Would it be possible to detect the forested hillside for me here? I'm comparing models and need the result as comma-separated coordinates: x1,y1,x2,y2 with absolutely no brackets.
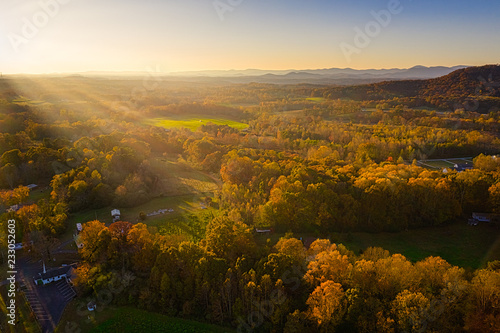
1,68,500,332
320,65,500,112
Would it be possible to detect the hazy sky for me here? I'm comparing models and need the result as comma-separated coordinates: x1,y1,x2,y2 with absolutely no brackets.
1,0,499,74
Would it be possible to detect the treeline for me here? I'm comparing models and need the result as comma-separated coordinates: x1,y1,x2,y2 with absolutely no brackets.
218,151,500,232
75,219,500,332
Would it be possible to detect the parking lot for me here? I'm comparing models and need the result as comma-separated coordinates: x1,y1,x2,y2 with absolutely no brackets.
16,257,77,333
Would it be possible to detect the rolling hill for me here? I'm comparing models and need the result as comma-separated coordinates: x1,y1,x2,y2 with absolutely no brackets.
321,64,500,112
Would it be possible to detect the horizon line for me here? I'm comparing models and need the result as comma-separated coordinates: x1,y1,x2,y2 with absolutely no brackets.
0,64,477,76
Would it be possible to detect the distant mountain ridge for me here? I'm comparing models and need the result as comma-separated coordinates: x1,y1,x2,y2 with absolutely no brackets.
13,65,469,86
171,65,466,78
169,65,468,85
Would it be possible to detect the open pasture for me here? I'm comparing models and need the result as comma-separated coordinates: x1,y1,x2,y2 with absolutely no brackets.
145,116,248,131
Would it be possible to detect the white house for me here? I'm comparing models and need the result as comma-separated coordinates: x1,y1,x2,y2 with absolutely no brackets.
35,265,73,286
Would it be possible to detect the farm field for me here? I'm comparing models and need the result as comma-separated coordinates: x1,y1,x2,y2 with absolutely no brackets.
145,116,248,131
306,97,326,102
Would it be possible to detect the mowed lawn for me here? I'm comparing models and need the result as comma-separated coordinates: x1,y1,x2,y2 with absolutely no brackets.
90,307,235,333
56,304,234,333
145,116,248,131
418,158,473,170
333,222,500,269
419,160,455,169
261,222,500,269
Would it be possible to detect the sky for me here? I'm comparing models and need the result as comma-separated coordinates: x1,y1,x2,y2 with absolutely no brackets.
0,0,499,74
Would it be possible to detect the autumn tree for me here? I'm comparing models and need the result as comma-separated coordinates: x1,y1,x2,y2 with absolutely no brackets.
0,185,29,207
306,280,347,332
465,267,500,332
78,220,109,263
391,290,431,333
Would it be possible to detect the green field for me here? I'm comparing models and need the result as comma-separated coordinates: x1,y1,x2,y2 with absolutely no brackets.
334,223,500,269
56,304,234,333
12,96,47,105
90,307,234,333
28,187,51,203
306,97,326,102
65,193,215,242
145,116,248,131
261,222,500,269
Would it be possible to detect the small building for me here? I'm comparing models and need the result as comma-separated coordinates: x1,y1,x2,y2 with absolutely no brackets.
470,212,500,225
453,163,473,172
255,228,272,234
13,241,33,250
27,184,38,190
7,204,20,213
472,212,490,222
111,209,121,222
35,265,73,286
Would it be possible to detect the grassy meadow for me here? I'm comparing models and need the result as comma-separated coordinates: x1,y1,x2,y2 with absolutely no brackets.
145,116,248,131
64,158,219,242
